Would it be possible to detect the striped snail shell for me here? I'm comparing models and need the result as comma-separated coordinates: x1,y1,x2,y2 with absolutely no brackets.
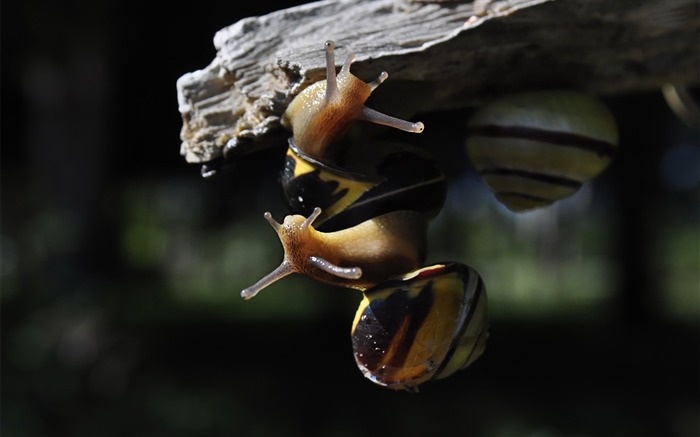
466,90,619,212
352,262,488,391
281,139,446,232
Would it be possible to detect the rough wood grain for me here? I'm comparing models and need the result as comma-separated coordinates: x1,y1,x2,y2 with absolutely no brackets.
176,0,699,170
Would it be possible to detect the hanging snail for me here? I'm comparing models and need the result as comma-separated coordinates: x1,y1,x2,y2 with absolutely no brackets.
241,40,489,391
465,90,619,212
279,40,441,231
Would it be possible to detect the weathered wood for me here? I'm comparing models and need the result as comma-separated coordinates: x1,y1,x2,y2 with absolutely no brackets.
176,0,699,169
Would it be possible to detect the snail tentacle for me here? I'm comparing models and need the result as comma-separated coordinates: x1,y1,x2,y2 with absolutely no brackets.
241,259,295,300
368,72,388,91
301,207,322,231
324,40,338,105
264,211,282,233
339,53,356,80
360,106,425,133
309,255,363,280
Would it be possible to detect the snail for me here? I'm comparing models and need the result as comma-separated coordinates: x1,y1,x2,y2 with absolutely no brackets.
241,40,489,391
466,90,619,212
240,207,489,391
280,40,439,230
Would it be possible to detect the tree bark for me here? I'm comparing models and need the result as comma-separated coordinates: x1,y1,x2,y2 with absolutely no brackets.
176,0,699,169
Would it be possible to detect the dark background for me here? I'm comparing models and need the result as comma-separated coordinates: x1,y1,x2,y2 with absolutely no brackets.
2,1,699,436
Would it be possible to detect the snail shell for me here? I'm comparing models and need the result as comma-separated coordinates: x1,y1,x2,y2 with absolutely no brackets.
352,262,489,391
466,90,619,212
281,139,446,231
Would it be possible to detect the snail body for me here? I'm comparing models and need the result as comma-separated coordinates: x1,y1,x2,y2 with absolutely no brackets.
282,40,424,163
241,207,427,300
466,90,619,212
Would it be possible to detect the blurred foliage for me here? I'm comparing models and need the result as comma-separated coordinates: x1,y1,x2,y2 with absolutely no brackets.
2,0,699,436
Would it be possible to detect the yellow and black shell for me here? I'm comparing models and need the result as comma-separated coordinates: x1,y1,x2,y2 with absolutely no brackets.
281,139,447,232
466,90,619,212
351,262,489,391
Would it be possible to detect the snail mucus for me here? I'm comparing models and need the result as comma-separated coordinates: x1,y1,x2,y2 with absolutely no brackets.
466,90,619,212
241,41,489,391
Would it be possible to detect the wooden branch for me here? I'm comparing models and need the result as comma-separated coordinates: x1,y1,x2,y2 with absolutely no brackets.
176,0,700,169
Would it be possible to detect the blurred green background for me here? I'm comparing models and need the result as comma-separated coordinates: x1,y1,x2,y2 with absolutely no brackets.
2,1,699,436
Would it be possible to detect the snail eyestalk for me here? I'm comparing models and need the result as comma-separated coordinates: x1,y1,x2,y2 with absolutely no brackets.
302,207,322,230
324,40,338,105
241,211,297,300
339,53,356,80
241,259,295,300
264,211,282,233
